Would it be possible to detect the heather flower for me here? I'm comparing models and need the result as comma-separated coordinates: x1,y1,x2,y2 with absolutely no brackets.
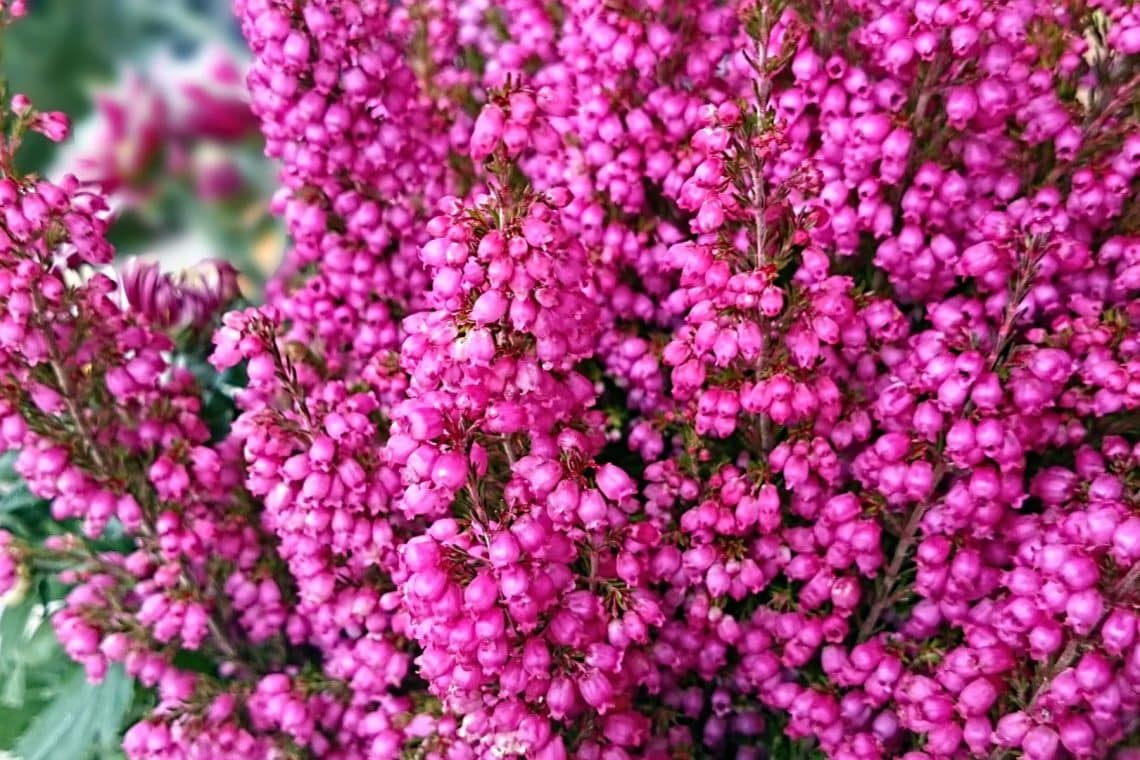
3,0,1140,757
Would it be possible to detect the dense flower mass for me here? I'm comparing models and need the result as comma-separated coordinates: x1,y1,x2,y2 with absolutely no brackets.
2,0,1140,757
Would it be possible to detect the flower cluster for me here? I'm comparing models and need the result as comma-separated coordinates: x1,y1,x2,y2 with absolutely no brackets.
2,0,1140,758
119,257,242,332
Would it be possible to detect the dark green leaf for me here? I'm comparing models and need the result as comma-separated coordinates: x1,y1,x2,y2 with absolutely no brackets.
0,486,42,514
171,647,219,677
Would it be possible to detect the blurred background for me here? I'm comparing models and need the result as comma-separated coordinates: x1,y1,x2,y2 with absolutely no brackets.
0,2,279,757
7,0,281,293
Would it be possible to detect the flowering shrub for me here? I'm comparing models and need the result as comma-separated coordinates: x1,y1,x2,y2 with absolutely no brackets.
2,0,1140,757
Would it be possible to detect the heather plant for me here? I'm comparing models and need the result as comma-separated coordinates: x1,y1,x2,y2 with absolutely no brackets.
2,0,1140,758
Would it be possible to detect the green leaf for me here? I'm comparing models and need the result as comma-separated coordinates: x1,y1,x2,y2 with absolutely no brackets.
0,454,44,517
0,598,34,659
171,647,219,677
13,667,96,760
2,661,26,707
92,666,134,753
0,699,39,749
21,617,63,669
0,486,42,514
13,664,133,760
0,451,18,481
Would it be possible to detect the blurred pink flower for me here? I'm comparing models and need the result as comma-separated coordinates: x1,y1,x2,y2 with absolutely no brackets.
120,256,240,331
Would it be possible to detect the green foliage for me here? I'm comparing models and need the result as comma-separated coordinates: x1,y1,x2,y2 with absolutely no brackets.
11,665,133,760
0,355,232,757
0,594,136,760
0,453,55,542
0,462,141,758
